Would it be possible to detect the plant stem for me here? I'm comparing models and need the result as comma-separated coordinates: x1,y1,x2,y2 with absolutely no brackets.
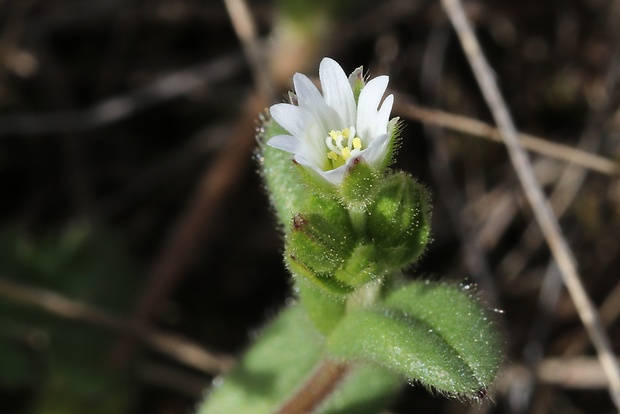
274,359,351,414
348,208,366,234
346,279,382,310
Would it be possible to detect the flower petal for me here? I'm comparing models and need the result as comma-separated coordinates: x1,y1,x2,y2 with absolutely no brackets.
371,94,394,137
270,103,311,138
356,75,389,142
360,133,390,167
319,58,356,129
321,166,347,185
269,58,395,186
293,73,339,131
295,155,344,185
293,73,323,109
267,134,302,154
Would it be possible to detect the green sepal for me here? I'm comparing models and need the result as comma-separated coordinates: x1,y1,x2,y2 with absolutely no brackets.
348,66,365,103
295,159,339,200
285,251,354,296
367,172,431,269
197,304,403,414
326,280,503,398
337,159,379,214
287,212,354,274
334,243,383,288
378,118,402,171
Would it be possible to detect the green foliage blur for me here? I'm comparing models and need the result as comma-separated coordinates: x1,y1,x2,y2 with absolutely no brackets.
0,226,139,413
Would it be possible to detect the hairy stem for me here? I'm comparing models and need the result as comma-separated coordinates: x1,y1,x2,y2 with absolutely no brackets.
275,359,351,414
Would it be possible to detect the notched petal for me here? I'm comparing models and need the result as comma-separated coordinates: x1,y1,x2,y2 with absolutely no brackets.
357,76,390,140
319,57,356,128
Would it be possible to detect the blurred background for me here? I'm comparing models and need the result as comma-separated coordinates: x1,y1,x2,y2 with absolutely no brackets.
1,0,620,413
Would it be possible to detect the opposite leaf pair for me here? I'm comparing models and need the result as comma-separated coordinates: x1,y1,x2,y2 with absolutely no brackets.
199,281,501,414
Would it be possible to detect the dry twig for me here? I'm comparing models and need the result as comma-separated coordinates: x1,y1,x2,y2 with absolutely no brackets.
223,0,274,99
418,23,498,304
110,94,264,365
500,357,620,390
111,0,273,367
0,52,243,136
0,275,234,374
440,0,620,408
393,99,620,176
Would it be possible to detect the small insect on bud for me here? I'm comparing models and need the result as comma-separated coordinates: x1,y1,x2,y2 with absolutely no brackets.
292,214,307,230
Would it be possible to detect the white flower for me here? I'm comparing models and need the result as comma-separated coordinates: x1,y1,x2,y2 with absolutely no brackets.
268,57,396,185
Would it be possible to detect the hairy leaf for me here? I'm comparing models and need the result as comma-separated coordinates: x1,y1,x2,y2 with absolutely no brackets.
198,305,402,414
327,281,502,398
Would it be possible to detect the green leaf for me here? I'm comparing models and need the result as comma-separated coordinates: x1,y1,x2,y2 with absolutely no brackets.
198,305,324,414
327,281,502,398
384,281,503,393
198,304,403,414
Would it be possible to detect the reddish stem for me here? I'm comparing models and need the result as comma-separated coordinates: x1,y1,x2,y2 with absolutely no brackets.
274,359,351,414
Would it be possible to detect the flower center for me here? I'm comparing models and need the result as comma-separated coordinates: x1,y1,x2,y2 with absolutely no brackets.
325,127,363,169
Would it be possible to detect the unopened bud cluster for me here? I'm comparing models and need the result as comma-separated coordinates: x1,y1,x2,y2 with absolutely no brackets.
259,58,431,314
284,162,431,296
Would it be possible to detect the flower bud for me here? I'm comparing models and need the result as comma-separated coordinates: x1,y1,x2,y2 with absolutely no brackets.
287,212,352,275
284,194,358,295
366,172,431,269
284,186,404,293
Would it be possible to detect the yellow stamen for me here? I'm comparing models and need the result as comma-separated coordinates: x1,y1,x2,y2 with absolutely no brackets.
324,127,364,169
